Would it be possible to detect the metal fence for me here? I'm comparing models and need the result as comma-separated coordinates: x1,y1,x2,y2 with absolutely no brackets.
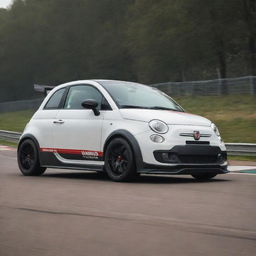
152,76,256,96
0,76,255,113
0,98,43,113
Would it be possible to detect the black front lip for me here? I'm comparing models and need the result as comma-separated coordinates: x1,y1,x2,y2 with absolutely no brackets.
139,162,228,174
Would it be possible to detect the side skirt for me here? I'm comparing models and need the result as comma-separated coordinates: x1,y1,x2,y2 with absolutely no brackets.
40,151,104,171
41,165,103,171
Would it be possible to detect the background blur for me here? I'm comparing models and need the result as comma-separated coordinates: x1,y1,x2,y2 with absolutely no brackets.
0,0,255,144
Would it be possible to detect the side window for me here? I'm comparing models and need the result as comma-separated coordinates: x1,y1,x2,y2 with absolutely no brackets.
44,88,65,109
64,85,106,110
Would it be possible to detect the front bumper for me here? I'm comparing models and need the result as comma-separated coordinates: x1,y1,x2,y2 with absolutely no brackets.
138,144,228,175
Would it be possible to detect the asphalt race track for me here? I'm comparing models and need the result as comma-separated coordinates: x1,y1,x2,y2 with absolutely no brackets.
0,149,256,256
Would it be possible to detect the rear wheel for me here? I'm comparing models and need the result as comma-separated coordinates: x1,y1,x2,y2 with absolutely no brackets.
18,139,46,176
191,173,217,180
104,138,136,181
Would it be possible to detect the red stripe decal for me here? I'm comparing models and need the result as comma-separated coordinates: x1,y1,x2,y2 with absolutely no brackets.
40,148,103,157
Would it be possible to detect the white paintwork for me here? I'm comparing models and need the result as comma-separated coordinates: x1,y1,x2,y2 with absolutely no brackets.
54,110,102,150
53,109,104,166
22,109,59,148
120,109,211,126
21,79,227,167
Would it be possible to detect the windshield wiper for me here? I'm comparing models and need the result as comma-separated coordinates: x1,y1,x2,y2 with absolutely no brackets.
119,105,148,109
149,106,181,111
119,105,182,111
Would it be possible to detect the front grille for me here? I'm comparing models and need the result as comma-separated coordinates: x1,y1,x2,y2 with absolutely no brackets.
179,154,218,163
186,141,209,145
154,145,227,164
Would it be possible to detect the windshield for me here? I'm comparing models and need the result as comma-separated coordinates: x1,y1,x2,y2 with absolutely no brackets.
99,81,184,111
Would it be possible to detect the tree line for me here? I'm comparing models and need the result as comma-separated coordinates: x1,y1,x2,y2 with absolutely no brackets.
0,0,255,101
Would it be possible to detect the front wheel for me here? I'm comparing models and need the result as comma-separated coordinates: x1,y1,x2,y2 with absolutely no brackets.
104,138,137,182
191,173,217,180
18,139,46,176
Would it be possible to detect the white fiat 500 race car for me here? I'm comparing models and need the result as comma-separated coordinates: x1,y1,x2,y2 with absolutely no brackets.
17,80,228,181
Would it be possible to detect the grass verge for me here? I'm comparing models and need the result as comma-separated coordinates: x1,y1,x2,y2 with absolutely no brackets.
0,95,255,142
0,139,18,147
228,155,256,162
0,110,34,132
174,95,256,143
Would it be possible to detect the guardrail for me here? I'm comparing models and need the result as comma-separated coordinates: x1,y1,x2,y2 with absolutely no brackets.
225,143,256,156
0,130,21,142
0,130,256,156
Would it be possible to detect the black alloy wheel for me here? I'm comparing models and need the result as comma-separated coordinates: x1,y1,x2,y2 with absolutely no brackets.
105,138,136,181
18,139,46,176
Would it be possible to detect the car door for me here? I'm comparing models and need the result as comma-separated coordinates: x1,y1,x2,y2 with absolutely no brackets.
52,84,105,165
35,87,66,150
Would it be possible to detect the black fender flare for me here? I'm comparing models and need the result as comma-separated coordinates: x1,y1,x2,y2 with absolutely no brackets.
18,134,42,165
103,129,144,171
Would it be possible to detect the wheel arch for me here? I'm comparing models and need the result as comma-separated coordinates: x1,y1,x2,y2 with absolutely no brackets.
18,134,42,165
103,129,144,171
18,134,40,150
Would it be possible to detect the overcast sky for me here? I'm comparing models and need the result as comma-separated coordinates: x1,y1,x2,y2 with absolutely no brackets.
0,0,13,8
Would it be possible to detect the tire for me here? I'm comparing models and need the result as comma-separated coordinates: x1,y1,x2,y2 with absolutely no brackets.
191,173,217,180
18,139,46,176
104,137,137,181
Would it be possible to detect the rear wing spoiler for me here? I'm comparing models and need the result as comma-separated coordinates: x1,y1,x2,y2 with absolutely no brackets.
34,84,55,96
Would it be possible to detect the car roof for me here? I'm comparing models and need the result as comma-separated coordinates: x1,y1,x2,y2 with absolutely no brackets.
94,79,140,84
55,79,144,89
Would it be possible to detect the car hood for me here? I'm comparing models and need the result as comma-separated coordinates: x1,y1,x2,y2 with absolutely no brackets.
120,109,211,126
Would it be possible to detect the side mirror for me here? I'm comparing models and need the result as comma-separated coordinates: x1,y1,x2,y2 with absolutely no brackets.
81,99,100,116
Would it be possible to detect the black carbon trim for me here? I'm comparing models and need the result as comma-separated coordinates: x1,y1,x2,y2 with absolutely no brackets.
168,145,221,155
40,152,103,170
140,162,228,174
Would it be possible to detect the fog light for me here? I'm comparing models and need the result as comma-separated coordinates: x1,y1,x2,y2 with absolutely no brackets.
168,153,179,163
160,152,179,163
150,134,165,143
162,153,169,161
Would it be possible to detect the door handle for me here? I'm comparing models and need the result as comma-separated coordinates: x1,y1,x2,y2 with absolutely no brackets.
53,120,65,124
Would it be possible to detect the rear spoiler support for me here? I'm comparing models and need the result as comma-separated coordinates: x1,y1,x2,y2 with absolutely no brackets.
34,84,55,96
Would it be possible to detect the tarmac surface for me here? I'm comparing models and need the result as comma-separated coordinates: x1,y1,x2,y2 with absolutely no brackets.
0,149,256,256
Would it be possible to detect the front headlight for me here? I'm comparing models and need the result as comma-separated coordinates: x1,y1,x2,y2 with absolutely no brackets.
211,123,221,140
149,119,169,134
